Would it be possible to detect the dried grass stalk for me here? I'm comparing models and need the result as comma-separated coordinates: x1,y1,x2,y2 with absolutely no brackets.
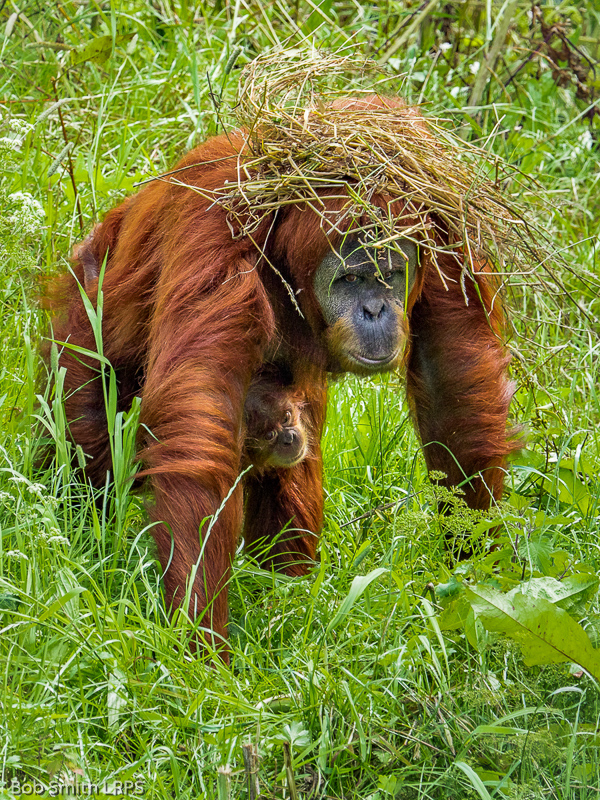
179,50,556,289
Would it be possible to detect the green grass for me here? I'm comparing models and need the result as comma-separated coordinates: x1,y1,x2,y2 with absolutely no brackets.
1,1,600,798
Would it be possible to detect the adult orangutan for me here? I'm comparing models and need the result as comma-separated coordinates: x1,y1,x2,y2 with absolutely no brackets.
48,94,517,652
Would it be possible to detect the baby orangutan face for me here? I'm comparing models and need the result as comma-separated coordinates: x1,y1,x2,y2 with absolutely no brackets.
244,383,308,471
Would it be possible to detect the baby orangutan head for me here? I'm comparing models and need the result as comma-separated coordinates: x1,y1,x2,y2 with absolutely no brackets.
244,374,308,471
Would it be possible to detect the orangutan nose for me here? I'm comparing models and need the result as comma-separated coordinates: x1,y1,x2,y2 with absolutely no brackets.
281,429,295,446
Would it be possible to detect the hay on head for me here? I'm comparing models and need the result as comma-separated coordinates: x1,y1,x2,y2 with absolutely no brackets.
173,50,547,290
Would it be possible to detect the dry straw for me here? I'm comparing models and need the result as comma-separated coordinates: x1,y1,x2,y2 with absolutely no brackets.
171,50,554,293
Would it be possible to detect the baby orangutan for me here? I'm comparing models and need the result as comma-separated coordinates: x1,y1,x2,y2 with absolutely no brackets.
244,369,308,472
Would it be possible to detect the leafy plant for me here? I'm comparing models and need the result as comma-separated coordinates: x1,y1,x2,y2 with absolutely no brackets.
1,1,599,798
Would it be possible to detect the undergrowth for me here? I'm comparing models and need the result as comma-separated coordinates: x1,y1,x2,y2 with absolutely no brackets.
0,1,599,798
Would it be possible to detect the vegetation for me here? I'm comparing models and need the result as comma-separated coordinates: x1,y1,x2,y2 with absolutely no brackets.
1,1,599,797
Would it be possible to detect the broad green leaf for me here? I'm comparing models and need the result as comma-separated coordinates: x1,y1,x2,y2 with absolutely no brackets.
471,724,528,735
435,575,463,599
70,34,134,66
465,585,600,679
508,575,599,615
436,578,470,631
517,533,554,572
437,592,471,631
327,568,387,633
543,467,590,513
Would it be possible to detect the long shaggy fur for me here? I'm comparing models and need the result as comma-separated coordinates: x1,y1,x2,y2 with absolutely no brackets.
47,96,518,652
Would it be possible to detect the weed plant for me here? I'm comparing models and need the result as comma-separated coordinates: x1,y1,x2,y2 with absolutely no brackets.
0,2,599,798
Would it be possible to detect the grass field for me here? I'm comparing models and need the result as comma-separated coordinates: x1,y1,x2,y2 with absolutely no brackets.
1,2,599,798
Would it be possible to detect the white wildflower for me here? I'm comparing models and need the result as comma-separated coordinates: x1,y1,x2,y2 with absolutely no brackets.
0,118,31,152
27,483,46,498
47,533,71,547
6,550,28,561
0,136,22,151
7,191,45,237
579,130,593,151
8,119,32,136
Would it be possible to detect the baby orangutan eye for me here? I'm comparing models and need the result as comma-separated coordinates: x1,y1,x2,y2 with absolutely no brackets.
283,410,292,425
265,430,276,441
343,274,358,283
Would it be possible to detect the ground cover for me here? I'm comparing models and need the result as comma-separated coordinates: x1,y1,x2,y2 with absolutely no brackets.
0,2,599,797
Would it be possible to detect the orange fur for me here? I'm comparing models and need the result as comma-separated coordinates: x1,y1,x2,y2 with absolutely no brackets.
243,370,308,471
46,96,517,653
407,252,519,507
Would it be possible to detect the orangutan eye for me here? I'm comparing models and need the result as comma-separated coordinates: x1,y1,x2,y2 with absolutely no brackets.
265,430,276,441
343,274,358,283
283,410,292,424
